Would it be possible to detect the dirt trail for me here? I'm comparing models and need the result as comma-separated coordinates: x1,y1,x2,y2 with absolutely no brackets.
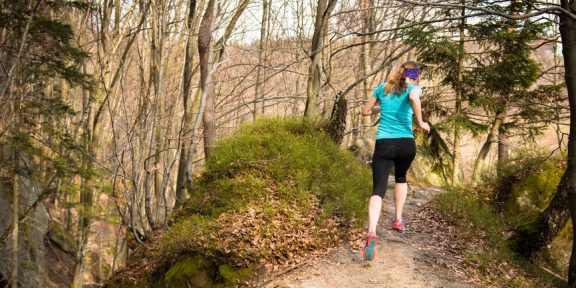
263,188,479,288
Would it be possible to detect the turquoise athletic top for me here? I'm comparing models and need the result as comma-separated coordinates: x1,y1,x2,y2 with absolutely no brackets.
372,83,417,139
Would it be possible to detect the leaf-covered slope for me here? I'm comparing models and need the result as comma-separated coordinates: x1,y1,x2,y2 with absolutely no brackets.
108,118,372,287
163,118,372,264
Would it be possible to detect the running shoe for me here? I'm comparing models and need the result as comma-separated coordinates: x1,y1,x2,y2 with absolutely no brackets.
362,231,380,261
392,219,405,232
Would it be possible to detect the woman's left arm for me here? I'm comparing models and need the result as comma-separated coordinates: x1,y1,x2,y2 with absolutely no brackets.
409,87,430,133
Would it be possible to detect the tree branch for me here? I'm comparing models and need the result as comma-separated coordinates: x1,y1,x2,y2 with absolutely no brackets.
396,0,576,21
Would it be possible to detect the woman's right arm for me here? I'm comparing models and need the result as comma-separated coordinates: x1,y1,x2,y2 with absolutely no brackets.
362,96,379,116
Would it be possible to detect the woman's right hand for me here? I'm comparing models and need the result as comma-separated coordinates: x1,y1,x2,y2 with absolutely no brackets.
419,122,431,133
362,97,379,116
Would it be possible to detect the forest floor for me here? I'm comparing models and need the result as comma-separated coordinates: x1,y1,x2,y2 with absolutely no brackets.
259,187,483,288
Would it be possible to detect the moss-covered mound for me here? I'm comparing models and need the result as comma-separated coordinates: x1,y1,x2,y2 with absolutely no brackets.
492,155,564,227
109,118,372,287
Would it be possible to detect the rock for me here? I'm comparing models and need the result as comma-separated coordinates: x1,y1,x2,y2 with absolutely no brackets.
44,233,76,288
0,171,48,288
46,223,77,255
165,255,217,288
413,188,435,200
349,134,376,164
163,255,254,288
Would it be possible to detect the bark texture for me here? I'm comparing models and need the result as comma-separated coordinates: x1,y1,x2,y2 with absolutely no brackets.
325,92,347,145
304,0,337,118
558,1,576,286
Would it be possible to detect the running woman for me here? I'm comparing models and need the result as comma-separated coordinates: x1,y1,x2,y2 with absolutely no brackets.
360,61,430,261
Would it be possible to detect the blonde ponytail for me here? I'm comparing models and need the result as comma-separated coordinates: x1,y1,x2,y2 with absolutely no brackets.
384,61,419,95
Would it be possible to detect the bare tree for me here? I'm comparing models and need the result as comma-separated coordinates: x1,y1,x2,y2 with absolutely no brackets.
198,0,218,160
175,0,200,209
200,0,250,159
254,0,271,119
144,0,169,231
73,1,151,285
305,0,338,118
360,0,374,130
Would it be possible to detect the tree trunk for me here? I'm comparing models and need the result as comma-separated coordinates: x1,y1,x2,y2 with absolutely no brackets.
304,0,337,118
144,0,167,231
360,0,374,129
511,175,571,261
471,109,506,182
559,1,576,286
73,96,98,286
10,152,18,288
325,92,347,145
200,0,249,159
497,117,509,177
452,2,465,186
199,0,217,160
175,0,198,210
510,3,576,274
496,0,519,177
72,155,93,288
254,0,270,120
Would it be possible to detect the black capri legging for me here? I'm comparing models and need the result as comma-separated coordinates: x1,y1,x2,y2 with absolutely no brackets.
371,138,416,198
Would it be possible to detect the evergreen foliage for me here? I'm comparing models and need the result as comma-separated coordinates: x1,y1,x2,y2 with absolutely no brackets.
465,18,561,136
406,1,564,181
0,3,94,285
0,0,94,191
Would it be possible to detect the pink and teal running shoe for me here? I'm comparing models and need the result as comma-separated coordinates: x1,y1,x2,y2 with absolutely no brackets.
392,219,405,232
362,232,380,261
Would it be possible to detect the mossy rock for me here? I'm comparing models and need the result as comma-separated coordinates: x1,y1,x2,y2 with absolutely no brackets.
218,265,253,286
542,220,572,275
164,255,218,288
163,256,253,288
46,222,77,254
505,161,562,226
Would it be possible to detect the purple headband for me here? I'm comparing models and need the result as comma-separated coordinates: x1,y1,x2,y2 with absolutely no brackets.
404,68,420,80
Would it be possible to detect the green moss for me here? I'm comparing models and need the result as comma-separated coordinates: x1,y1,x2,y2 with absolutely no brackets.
166,117,370,233
164,255,217,288
160,256,253,288
218,265,253,286
151,118,372,286
541,220,572,278
48,222,77,254
506,161,562,226
161,215,215,255
199,118,371,222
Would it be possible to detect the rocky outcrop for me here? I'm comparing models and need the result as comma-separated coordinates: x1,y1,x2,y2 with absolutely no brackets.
45,224,77,287
0,174,48,288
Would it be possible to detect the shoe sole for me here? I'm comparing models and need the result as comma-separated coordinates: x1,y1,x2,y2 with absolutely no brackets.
363,238,377,261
